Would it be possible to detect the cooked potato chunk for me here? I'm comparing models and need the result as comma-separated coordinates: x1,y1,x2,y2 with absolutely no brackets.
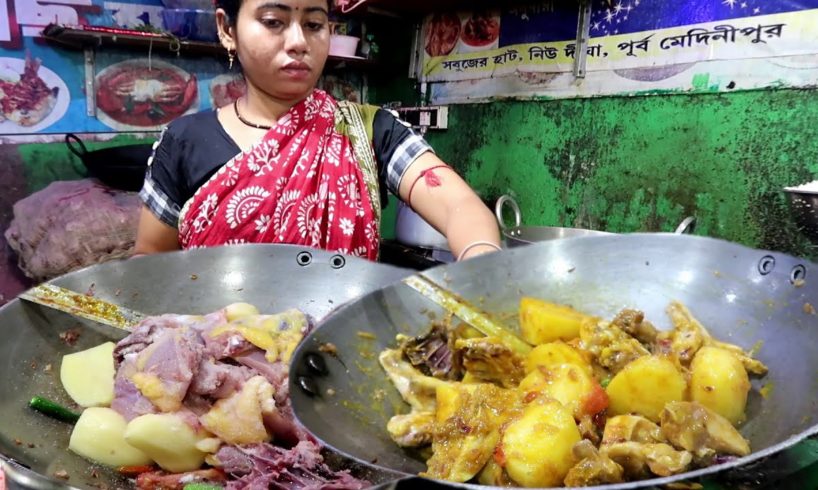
606,356,686,422
502,398,581,487
690,346,750,425
520,298,594,344
525,342,593,376
69,407,151,467
519,364,596,418
60,342,116,407
124,413,209,473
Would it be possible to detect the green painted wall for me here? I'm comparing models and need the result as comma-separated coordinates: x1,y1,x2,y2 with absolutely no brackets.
422,89,818,259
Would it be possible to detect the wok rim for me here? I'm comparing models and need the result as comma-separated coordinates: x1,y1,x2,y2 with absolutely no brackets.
502,225,613,245
291,232,818,490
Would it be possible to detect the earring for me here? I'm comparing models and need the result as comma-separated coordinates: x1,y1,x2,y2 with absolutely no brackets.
228,49,235,70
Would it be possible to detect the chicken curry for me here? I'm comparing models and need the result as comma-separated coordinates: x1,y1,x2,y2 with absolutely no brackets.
380,299,768,487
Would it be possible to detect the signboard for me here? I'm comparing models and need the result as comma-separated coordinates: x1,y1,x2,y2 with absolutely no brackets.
421,0,818,103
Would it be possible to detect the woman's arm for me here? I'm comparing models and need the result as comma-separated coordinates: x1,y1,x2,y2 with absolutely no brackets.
134,206,181,256
399,152,501,261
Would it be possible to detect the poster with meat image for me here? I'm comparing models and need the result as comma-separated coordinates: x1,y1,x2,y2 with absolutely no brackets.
424,13,461,57
209,74,246,109
423,10,501,58
460,11,501,51
0,56,69,133
95,59,199,131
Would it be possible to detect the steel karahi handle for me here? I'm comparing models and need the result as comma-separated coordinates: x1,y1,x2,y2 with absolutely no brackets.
674,216,697,235
495,194,522,231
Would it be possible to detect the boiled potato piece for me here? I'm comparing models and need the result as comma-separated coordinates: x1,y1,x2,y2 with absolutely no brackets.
520,298,594,344
690,346,750,425
69,407,151,467
125,413,209,473
225,302,260,321
519,364,596,418
502,398,581,487
60,342,116,407
525,342,593,376
606,355,686,422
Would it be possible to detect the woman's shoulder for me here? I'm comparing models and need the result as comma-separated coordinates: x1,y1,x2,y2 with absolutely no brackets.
163,109,220,140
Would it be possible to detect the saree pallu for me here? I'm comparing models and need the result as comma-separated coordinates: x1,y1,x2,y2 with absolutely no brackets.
178,90,381,260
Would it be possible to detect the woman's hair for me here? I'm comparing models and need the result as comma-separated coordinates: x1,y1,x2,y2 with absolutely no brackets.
216,0,333,25
215,0,240,24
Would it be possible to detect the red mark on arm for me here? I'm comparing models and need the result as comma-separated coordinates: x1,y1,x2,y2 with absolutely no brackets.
407,165,451,206
423,168,443,187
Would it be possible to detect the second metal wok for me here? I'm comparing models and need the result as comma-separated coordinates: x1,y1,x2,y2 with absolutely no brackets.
495,195,697,247
290,233,818,489
0,244,410,490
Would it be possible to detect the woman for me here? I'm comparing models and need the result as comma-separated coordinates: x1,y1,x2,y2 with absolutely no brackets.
134,0,500,261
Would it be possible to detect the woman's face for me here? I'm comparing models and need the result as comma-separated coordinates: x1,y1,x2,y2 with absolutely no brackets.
219,0,330,102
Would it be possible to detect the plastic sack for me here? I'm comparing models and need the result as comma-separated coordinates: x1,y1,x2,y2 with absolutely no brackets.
4,180,141,281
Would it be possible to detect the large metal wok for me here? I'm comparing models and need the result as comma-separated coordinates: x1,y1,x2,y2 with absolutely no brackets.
0,244,411,490
290,233,818,489
495,195,697,247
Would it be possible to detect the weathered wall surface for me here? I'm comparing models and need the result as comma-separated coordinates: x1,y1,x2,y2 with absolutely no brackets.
424,89,818,259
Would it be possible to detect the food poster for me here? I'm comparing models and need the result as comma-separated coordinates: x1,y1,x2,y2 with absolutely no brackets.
0,0,347,136
422,0,818,103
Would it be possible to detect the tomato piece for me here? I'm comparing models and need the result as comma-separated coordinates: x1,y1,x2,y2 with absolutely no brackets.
117,465,154,477
583,380,609,416
493,443,506,467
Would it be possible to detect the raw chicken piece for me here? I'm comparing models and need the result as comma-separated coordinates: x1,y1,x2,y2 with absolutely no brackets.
207,309,310,364
214,440,369,489
189,359,253,399
128,327,204,413
111,355,158,421
234,349,312,447
199,375,276,445
115,312,225,364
